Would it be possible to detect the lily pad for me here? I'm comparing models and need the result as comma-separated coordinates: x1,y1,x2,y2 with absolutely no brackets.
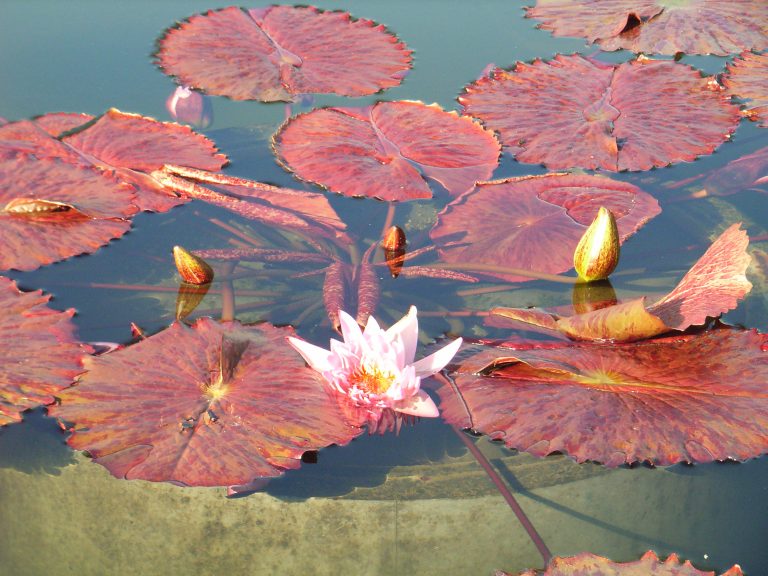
430,173,660,282
460,55,739,171
506,549,743,575
0,152,137,271
0,276,88,426
274,101,500,201
526,0,768,56
50,318,364,487
156,5,412,102
441,328,768,467
723,51,768,127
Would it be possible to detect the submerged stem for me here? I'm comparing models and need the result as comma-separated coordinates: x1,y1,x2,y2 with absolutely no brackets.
430,262,576,284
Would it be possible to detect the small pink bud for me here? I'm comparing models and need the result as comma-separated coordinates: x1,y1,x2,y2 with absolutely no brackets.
166,86,213,129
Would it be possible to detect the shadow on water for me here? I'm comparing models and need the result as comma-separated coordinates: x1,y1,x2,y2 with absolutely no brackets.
0,408,75,475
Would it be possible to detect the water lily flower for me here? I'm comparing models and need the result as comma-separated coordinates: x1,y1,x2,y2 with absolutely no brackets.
288,306,461,427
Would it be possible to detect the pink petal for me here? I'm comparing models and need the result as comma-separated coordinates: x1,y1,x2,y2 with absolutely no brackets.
412,337,463,377
385,305,419,365
287,336,333,373
393,390,439,418
338,310,364,351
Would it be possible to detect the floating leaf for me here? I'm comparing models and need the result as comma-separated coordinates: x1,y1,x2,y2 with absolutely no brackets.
526,0,768,56
690,146,768,198
50,318,364,487
505,549,743,575
156,5,412,102
441,328,768,467
274,101,500,201
0,152,137,271
492,224,752,341
723,51,768,127
0,276,88,426
431,173,660,283
460,55,739,171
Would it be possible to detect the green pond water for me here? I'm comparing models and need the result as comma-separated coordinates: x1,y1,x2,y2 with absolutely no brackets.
2,1,768,574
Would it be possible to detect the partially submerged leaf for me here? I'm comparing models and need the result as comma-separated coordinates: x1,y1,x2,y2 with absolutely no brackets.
156,5,412,102
0,276,88,426
460,55,739,171
441,328,768,467
526,0,768,56
0,152,136,271
723,51,768,127
274,101,500,201
50,318,365,487
431,173,660,282
507,549,743,575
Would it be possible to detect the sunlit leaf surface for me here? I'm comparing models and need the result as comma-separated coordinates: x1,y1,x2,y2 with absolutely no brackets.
156,5,412,102
0,276,87,426
441,328,768,467
724,51,768,127
430,173,660,282
0,152,137,271
505,549,744,575
274,101,500,201
50,318,364,487
460,55,739,171
526,0,768,56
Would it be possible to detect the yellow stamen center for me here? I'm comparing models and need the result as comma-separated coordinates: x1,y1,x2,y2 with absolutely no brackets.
349,365,395,395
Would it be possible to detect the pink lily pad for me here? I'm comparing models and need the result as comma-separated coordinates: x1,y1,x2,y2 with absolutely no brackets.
50,318,365,487
440,328,768,467
505,550,743,575
723,51,768,127
460,55,740,171
274,101,501,201
430,173,660,283
0,276,89,426
526,0,768,56
156,5,412,102
0,152,137,271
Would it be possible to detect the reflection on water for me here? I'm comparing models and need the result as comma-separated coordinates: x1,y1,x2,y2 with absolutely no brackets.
2,0,768,574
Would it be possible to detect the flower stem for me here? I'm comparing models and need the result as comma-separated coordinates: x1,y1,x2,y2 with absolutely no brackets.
451,427,552,565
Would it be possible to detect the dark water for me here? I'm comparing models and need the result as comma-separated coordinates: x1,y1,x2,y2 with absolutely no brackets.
2,1,768,575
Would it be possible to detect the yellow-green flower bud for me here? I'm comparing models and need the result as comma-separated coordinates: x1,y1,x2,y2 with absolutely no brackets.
173,245,214,285
573,207,620,282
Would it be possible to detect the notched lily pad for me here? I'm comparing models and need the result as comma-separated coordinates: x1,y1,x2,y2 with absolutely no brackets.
156,5,412,102
460,55,739,171
50,318,365,487
723,51,768,127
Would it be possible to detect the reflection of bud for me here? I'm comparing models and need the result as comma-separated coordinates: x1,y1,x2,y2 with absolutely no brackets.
173,246,214,285
381,225,407,278
572,279,618,315
166,86,213,129
176,282,210,321
574,207,620,282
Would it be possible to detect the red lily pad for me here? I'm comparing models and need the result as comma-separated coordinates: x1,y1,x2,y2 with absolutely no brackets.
526,1,768,56
440,328,768,467
460,55,740,171
506,550,743,575
723,51,768,127
0,152,137,271
156,5,412,102
430,173,660,282
690,146,768,198
49,318,365,487
0,276,88,426
274,101,500,201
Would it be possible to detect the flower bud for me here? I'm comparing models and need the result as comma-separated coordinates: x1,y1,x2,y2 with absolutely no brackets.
381,225,406,278
166,86,213,129
573,207,620,282
173,246,214,285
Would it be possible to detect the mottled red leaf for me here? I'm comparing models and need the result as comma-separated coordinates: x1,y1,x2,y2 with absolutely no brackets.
274,101,500,201
506,550,743,576
690,146,768,198
32,112,94,137
0,276,88,426
431,173,660,282
156,5,412,102
460,55,739,171
441,328,768,467
50,318,364,487
526,0,768,56
723,51,768,127
492,224,752,341
0,152,137,271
